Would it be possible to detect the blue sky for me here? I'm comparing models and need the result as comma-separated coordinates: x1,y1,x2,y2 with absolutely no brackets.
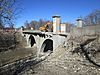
16,0,100,27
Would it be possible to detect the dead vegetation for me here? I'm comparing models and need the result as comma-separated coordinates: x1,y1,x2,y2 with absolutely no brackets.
0,31,17,52
0,30,27,52
70,35,100,67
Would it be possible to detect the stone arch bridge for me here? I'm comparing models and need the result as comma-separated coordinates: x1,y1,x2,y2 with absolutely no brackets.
22,30,69,56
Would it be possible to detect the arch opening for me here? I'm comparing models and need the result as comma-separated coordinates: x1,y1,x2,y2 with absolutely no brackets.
41,39,53,53
29,35,36,47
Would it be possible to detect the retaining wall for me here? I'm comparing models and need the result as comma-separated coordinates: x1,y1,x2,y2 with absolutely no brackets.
70,25,100,37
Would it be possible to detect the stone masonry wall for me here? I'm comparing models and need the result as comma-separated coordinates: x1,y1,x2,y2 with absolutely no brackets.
70,25,100,37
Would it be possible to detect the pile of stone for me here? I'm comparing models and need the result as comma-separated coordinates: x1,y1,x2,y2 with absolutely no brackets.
69,35,100,67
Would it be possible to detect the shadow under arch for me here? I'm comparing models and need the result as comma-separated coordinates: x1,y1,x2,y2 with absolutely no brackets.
29,35,36,47
41,39,53,52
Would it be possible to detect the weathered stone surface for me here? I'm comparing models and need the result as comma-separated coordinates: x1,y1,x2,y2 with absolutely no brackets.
20,45,100,75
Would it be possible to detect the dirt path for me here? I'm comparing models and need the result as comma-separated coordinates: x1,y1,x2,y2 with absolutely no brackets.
21,46,100,75
0,46,37,66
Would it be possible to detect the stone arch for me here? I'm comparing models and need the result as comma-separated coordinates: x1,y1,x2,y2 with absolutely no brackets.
29,35,36,47
41,39,53,52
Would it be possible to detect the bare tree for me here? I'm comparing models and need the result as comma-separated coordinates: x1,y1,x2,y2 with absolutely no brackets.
24,19,52,30
84,9,100,25
30,20,39,29
24,20,30,29
39,19,46,27
0,0,20,28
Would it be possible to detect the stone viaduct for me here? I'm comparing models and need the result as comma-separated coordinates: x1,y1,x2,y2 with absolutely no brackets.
22,30,69,56
21,16,70,57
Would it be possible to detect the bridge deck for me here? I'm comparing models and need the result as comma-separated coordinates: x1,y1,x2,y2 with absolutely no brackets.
23,30,53,35
22,30,69,36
